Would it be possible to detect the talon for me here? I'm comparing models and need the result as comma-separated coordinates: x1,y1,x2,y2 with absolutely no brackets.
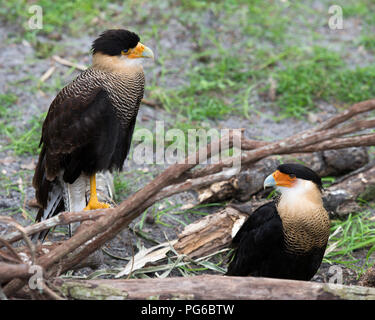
84,174,111,211
84,199,110,211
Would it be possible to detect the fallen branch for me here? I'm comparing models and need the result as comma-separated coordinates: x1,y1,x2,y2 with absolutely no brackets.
325,164,375,217
52,55,87,71
53,275,375,300
3,131,240,296
3,99,375,298
1,210,107,246
0,263,30,284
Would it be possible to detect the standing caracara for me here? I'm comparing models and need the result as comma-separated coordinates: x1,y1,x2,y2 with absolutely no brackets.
226,163,331,281
32,29,154,240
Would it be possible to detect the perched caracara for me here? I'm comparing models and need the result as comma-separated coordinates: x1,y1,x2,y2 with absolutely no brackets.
226,163,330,281
32,30,154,240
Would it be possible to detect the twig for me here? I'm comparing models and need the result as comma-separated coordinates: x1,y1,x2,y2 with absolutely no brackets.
40,66,56,83
0,285,7,300
52,55,87,71
3,99,375,297
1,210,107,246
0,238,23,264
141,98,163,109
0,217,35,265
42,282,66,300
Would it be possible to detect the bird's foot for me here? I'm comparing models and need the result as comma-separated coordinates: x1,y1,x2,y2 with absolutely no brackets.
84,198,110,211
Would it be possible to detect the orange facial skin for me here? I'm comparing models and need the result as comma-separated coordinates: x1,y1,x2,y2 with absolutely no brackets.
272,170,297,188
121,42,154,59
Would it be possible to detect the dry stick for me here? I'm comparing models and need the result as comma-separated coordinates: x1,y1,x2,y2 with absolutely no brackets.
52,55,87,71
187,117,375,180
315,98,375,131
296,133,375,152
0,250,21,265
1,210,108,246
141,98,162,109
33,132,375,283
3,132,239,296
47,129,375,275
132,133,375,205
128,132,375,203
0,263,30,284
42,282,66,300
8,114,375,291
4,100,375,296
45,132,240,274
0,238,23,264
0,217,36,265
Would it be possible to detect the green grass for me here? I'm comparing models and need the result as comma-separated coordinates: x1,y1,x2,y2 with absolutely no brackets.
3,0,375,122
113,171,131,202
0,93,19,130
324,212,375,275
2,112,45,156
0,0,112,39
271,47,343,118
268,46,375,118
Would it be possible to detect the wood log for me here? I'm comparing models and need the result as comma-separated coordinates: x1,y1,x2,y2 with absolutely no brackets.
174,207,247,259
52,275,375,300
324,163,375,217
3,99,375,298
0,263,30,284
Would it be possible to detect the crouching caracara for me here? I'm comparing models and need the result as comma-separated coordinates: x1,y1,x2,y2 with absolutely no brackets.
32,29,154,240
226,163,331,281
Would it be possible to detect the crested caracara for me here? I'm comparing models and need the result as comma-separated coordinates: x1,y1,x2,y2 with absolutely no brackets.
226,163,330,281
32,29,154,240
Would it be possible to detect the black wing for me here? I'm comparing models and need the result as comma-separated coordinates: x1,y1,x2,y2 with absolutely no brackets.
226,202,284,276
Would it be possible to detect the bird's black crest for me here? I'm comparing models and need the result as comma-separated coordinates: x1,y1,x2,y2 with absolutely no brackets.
91,29,140,56
277,163,322,189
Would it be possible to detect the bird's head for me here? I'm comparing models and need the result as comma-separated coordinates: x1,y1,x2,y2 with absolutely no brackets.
264,163,322,196
91,29,154,71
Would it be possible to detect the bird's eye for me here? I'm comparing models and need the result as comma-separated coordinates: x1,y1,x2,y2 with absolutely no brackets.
121,49,129,55
289,174,296,179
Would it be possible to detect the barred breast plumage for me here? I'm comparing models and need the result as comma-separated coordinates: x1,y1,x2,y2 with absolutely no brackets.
55,67,145,128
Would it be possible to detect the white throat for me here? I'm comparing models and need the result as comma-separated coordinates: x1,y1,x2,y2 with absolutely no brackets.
120,55,144,67
277,179,322,210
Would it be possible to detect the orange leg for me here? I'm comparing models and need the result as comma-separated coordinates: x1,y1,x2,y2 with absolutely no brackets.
84,174,110,210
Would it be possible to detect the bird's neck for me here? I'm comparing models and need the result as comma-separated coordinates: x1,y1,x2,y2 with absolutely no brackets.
92,52,144,76
276,180,330,252
276,180,323,214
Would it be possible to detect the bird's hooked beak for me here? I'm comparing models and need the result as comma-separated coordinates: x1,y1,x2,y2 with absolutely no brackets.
125,42,154,60
263,170,297,189
263,173,276,189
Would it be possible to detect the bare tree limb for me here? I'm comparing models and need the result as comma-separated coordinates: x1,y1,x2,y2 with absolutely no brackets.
2,99,375,298
0,263,30,284
1,210,107,246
